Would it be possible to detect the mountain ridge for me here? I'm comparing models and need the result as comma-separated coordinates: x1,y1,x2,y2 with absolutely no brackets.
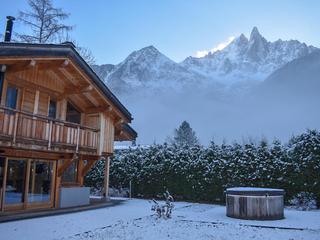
93,27,317,94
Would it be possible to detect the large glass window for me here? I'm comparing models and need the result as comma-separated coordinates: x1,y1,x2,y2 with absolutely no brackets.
5,160,26,204
5,85,18,109
66,102,81,124
61,160,78,183
28,160,53,203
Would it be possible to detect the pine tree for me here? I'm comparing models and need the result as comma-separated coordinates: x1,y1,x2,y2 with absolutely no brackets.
172,121,199,146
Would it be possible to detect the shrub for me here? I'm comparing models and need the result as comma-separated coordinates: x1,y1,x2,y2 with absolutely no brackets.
85,129,320,208
289,192,317,211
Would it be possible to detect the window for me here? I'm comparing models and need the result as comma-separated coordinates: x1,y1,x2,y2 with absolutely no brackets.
66,102,81,124
0,72,4,102
48,100,57,119
5,86,18,109
61,160,78,183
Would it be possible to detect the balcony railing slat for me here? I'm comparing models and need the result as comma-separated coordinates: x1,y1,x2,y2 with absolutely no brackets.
0,106,100,153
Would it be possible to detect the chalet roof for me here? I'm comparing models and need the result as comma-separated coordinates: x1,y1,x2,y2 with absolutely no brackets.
122,123,138,139
0,42,133,121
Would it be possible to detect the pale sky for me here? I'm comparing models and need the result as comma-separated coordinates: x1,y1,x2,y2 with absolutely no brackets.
1,0,319,64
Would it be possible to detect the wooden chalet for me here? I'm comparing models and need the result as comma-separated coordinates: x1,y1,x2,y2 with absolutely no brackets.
0,18,137,213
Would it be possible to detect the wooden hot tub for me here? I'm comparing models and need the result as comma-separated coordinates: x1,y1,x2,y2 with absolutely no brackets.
226,187,285,220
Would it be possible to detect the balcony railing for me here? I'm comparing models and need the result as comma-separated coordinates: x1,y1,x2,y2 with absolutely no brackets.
0,106,100,154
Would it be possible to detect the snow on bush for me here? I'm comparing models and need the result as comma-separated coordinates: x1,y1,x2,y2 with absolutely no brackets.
289,192,317,211
85,129,320,208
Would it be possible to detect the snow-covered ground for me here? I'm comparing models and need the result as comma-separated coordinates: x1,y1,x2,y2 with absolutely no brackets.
0,198,319,240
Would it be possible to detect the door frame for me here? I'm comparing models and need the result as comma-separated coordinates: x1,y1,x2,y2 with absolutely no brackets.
26,159,56,210
2,158,26,211
0,157,8,211
1,157,56,212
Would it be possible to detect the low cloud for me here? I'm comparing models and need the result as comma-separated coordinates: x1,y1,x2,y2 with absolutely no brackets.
195,50,209,58
194,36,235,58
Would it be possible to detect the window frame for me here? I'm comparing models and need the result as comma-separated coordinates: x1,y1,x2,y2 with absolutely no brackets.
48,99,57,119
5,84,18,109
66,101,82,124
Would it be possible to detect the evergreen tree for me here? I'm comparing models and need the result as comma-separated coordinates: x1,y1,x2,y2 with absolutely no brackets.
85,129,320,208
172,121,199,146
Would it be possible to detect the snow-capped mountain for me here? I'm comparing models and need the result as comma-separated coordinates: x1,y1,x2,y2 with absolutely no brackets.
93,27,317,93
181,27,316,82
92,64,115,80
99,45,206,93
91,27,320,145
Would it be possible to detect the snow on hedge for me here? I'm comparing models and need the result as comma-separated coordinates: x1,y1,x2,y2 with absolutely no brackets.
86,129,320,207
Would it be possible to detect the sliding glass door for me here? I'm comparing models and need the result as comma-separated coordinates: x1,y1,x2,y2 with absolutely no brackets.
28,160,54,204
5,159,27,209
1,158,56,211
0,157,5,210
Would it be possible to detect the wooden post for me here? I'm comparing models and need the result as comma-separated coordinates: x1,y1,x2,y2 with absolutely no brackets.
58,99,67,121
54,160,61,208
12,112,19,144
33,90,40,114
23,159,31,209
0,74,8,106
76,126,80,152
50,161,57,208
103,157,110,198
77,156,84,186
31,161,36,196
98,113,106,155
0,158,8,212
31,90,40,139
48,120,53,149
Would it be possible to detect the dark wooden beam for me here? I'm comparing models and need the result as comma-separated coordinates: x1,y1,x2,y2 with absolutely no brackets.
81,154,100,161
82,160,97,176
63,85,93,96
36,59,69,71
85,106,112,114
8,60,36,72
0,147,74,160
58,158,75,177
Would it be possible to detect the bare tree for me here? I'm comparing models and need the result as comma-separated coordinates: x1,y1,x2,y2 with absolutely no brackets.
17,0,72,43
64,37,97,65
76,45,96,65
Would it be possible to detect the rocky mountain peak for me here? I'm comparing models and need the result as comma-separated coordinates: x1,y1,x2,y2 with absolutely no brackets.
239,33,248,42
134,45,161,56
249,26,263,41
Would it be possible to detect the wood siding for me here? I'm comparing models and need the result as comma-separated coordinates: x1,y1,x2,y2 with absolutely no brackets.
226,194,284,220
0,57,132,157
103,114,114,154
21,89,35,113
38,92,49,116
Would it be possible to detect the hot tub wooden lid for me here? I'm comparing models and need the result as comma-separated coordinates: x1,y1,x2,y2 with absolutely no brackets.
226,187,285,196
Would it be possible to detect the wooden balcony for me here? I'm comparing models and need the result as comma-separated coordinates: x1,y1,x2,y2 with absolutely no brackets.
0,106,100,155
